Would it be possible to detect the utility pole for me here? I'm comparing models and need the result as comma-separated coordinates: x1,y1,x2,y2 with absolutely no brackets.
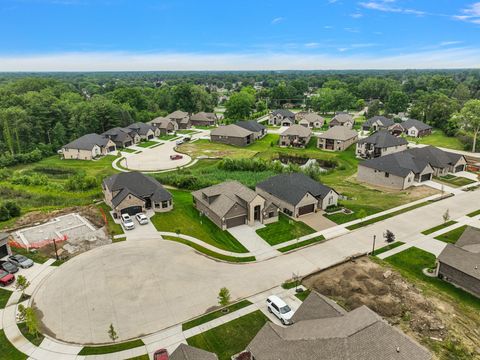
372,235,376,255
52,238,59,260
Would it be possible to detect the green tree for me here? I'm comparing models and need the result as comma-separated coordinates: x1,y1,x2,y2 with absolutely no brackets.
217,287,231,308
367,100,381,118
0,205,10,221
51,121,67,149
4,201,20,217
357,209,368,223
16,275,30,291
457,99,480,152
385,91,409,114
25,307,40,339
108,323,119,342
225,89,255,119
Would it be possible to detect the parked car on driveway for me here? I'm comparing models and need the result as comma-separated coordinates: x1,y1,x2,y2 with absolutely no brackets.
170,154,183,160
0,260,19,274
135,213,149,225
183,136,191,141
266,295,294,325
175,139,184,145
121,213,135,230
0,270,14,287
8,254,34,269
153,349,169,360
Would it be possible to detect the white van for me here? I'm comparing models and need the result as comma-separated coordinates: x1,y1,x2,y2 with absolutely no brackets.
266,295,294,325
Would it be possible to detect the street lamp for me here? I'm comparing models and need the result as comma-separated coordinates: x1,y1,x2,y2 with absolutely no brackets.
372,235,376,255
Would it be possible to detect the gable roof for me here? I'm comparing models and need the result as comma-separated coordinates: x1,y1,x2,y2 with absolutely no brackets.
300,112,324,124
281,124,313,137
210,124,253,138
168,110,189,120
170,344,218,360
291,291,346,323
127,122,155,136
272,109,295,118
358,130,408,148
331,112,353,124
149,117,175,129
318,126,358,141
401,119,432,131
359,151,430,177
102,127,133,142
235,120,266,133
103,172,171,207
363,116,395,128
407,146,464,169
257,173,335,206
190,112,217,122
63,133,111,151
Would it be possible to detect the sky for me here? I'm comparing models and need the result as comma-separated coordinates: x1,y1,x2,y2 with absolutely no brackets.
0,0,479,71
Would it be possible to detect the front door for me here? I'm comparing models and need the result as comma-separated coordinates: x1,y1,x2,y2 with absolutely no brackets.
254,205,261,221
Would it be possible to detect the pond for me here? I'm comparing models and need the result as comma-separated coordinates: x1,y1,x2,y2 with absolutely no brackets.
277,153,337,169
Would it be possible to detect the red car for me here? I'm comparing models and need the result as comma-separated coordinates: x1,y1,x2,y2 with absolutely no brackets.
0,270,14,287
153,349,169,360
170,154,183,160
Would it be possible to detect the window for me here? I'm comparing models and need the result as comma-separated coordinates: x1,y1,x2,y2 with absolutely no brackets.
269,211,274,218
385,172,390,178
162,201,168,208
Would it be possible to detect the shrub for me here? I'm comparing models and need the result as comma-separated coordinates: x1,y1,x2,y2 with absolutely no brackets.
64,173,98,191
5,201,21,217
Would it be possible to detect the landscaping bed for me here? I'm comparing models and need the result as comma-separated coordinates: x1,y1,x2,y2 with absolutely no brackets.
256,214,316,246
78,339,145,355
421,220,457,235
18,322,44,346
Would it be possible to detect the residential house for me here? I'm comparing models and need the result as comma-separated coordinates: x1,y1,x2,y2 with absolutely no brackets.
297,112,325,129
235,120,267,140
256,173,338,217
127,122,159,140
246,291,432,360
190,112,218,127
149,117,178,135
401,119,433,137
170,344,218,360
62,133,117,160
317,126,358,151
356,130,408,159
329,112,354,129
192,181,278,229
102,172,173,218
210,124,254,146
0,232,12,258
102,127,139,148
362,115,395,132
408,146,466,177
268,109,295,126
279,125,312,148
167,110,191,129
437,226,480,298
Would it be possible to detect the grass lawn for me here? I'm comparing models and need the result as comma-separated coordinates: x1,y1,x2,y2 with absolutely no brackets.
371,241,405,256
151,190,248,253
136,140,159,148
162,236,255,263
256,214,316,246
12,247,49,264
178,139,260,159
381,247,480,311
467,209,480,217
18,322,44,346
126,356,149,360
434,225,467,244
121,148,137,153
182,300,252,331
406,129,465,151
186,310,268,360
278,235,325,253
421,220,457,235
295,289,311,301
78,339,145,355
0,329,27,360
435,174,475,187
97,203,124,237
158,134,177,141
177,130,197,135
0,288,12,309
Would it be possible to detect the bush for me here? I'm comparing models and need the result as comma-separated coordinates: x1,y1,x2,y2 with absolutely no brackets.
10,172,49,186
0,148,47,168
64,172,98,191
5,201,21,217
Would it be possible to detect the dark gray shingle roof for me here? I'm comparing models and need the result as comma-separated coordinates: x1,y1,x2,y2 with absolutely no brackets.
127,122,155,136
272,109,295,118
359,151,430,177
358,130,408,148
401,119,432,131
363,116,395,128
102,127,133,143
63,133,110,151
170,344,218,360
407,146,464,169
291,291,346,323
235,120,266,133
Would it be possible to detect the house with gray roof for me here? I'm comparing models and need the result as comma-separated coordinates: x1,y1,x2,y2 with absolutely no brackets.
317,126,358,151
362,116,395,132
210,124,254,146
269,109,295,126
192,181,278,229
102,127,139,148
329,112,354,129
256,173,338,217
190,112,218,127
167,110,191,129
246,291,432,360
297,112,325,129
235,120,266,140
62,133,117,160
407,146,466,177
437,226,480,298
102,172,172,218
127,122,160,140
400,119,432,138
356,130,408,159
0,232,12,258
149,117,178,134
170,344,218,360
279,124,312,148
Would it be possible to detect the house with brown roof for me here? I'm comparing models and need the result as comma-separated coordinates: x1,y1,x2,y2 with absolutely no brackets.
279,125,312,148
167,110,191,129
329,112,354,129
169,344,218,360
437,226,480,298
362,116,395,132
297,112,325,129
210,124,254,146
102,127,140,148
149,117,178,135
356,130,408,159
317,126,358,151
190,112,218,127
269,109,295,126
127,122,160,140
192,181,278,229
400,119,432,138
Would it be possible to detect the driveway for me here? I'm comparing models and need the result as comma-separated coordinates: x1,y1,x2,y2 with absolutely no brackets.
32,189,480,344
227,224,280,260
299,212,337,232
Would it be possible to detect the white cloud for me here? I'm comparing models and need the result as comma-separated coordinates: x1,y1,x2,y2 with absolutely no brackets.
324,25,333,29
271,17,284,24
454,2,480,24
350,13,363,18
305,42,321,48
440,41,463,46
359,1,426,15
0,47,479,71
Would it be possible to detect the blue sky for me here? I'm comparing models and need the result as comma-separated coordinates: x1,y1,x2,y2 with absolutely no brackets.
0,0,479,70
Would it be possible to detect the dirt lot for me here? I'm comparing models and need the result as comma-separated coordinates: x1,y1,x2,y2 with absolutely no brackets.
304,257,480,360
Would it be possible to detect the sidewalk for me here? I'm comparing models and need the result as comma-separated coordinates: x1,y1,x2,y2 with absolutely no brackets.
227,225,280,260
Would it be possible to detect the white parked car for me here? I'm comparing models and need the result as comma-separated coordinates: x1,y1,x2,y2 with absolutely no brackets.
175,139,184,145
135,213,149,225
266,295,294,325
121,213,135,230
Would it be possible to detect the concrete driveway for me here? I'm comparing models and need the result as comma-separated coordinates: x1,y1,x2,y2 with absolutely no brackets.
32,189,480,344
299,212,337,232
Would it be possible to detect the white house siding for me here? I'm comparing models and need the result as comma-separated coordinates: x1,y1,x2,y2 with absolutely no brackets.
63,146,100,160
320,190,339,210
357,165,414,190
381,144,408,156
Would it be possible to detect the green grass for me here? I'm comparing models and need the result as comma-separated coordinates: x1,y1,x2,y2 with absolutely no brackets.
0,329,27,360
371,241,405,256
256,214,316,246
162,236,255,263
18,322,45,346
421,220,457,235
381,247,480,311
467,209,480,217
186,311,268,360
282,280,300,289
97,203,124,237
278,235,325,253
150,143,163,148
121,148,137,153
158,134,177,140
12,247,49,264
78,339,145,355
151,190,248,253
136,140,159,148
406,129,466,151
295,289,311,301
177,130,197,135
182,300,253,331
435,175,475,187
434,225,467,244
126,356,149,360
0,288,12,309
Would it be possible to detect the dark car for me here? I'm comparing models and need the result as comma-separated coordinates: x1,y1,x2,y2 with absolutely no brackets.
153,349,169,360
170,154,183,160
0,269,15,287
0,260,19,274
8,254,34,269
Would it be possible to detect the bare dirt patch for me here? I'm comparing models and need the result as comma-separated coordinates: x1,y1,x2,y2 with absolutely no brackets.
304,257,480,359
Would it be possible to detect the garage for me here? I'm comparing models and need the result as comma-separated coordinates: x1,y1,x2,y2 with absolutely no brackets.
121,206,143,216
298,204,315,216
420,173,432,182
455,165,465,173
226,216,246,228
124,141,133,148
148,135,154,140
108,146,116,152
0,244,9,258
